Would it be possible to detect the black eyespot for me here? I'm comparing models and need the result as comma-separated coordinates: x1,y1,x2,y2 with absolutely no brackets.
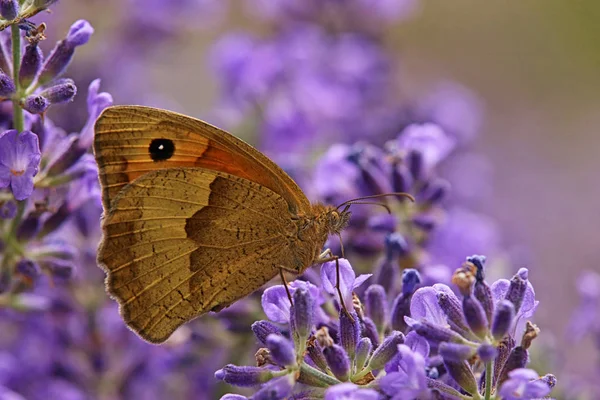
149,138,175,161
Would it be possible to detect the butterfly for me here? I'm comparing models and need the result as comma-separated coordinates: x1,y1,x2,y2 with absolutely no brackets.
93,106,353,343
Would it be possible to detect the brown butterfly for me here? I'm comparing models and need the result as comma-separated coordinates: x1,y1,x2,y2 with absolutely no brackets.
93,106,354,343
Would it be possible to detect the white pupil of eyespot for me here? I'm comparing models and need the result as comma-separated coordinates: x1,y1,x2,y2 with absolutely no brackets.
158,144,164,150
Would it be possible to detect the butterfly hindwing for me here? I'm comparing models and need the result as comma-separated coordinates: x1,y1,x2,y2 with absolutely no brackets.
99,167,301,343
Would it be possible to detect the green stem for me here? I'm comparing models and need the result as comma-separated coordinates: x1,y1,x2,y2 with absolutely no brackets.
10,23,23,133
484,360,493,400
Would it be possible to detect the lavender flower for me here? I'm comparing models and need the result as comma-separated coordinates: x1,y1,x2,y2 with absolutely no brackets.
498,368,553,400
0,130,40,200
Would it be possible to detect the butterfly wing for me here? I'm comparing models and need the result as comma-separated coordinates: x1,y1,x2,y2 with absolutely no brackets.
93,105,311,213
99,167,303,343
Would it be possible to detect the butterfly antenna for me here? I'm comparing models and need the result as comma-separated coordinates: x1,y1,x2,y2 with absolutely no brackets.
336,192,414,209
342,201,392,214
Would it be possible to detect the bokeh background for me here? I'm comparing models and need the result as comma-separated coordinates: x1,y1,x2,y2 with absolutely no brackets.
6,0,600,398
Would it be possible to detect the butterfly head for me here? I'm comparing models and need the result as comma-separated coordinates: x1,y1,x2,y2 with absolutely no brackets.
326,205,352,234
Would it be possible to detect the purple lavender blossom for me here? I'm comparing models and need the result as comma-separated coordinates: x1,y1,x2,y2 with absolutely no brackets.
0,130,41,200
320,258,372,309
498,368,553,400
380,343,431,399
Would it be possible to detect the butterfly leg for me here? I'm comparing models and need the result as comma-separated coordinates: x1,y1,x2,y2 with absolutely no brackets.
316,250,354,321
279,268,293,305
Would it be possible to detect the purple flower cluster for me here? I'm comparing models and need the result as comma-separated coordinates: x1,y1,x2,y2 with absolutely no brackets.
216,257,555,399
312,122,498,289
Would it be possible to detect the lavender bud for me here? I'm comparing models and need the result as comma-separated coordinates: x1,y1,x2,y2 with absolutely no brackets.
466,255,487,279
215,365,274,386
0,0,18,20
541,374,557,389
474,279,494,325
402,269,421,295
22,94,49,114
365,285,388,331
422,178,450,204
505,268,528,313
0,201,16,219
390,293,411,332
339,310,360,359
355,337,372,371
444,360,478,395
412,320,467,344
386,233,409,259
38,20,93,85
493,336,515,386
437,291,470,333
0,71,15,96
266,334,296,367
439,342,476,362
292,287,312,346
361,317,379,347
477,344,497,363
306,338,328,371
497,346,528,386
462,295,488,339
491,300,515,341
323,344,351,381
407,149,424,181
367,331,404,370
40,79,77,104
392,162,413,193
19,43,42,89
251,320,281,346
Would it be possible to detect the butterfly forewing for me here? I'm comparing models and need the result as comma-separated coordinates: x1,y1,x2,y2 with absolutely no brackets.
93,106,311,213
99,167,300,343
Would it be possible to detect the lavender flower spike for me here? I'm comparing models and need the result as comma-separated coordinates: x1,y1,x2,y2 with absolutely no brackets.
0,130,41,200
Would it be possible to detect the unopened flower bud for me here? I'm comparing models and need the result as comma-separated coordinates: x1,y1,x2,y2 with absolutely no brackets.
365,285,388,332
491,300,515,341
251,320,281,346
355,337,372,371
339,310,360,358
215,365,274,386
22,94,49,114
266,334,295,367
463,295,488,339
19,43,42,89
0,0,18,21
444,360,478,395
323,344,351,381
439,342,476,362
367,331,404,370
0,71,15,96
40,79,77,104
